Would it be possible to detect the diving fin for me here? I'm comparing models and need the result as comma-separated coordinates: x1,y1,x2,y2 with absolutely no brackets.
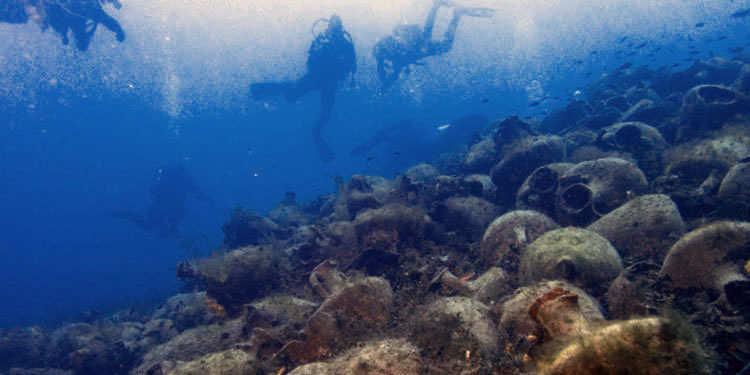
458,7,495,18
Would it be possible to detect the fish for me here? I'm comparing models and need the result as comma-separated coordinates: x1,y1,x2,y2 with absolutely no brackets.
695,22,705,28
437,124,452,132
634,42,648,49
618,62,633,70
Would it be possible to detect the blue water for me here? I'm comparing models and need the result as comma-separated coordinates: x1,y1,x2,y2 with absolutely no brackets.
0,0,749,328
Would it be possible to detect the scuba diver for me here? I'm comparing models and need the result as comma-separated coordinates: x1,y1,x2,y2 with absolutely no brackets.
113,165,211,238
0,0,125,51
250,15,357,162
373,0,494,88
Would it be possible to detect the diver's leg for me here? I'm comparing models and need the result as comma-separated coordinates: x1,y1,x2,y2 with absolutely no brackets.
285,74,317,102
423,0,458,39
428,10,462,55
70,19,92,51
422,0,444,40
92,9,125,41
313,84,336,162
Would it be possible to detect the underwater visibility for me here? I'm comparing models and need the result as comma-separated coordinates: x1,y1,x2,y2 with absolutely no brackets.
2,0,750,373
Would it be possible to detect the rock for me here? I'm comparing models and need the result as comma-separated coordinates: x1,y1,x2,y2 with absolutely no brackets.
430,267,511,304
137,319,179,351
528,287,596,340
7,369,72,375
596,122,668,179
520,228,623,291
578,106,621,130
535,317,707,375
412,297,501,365
221,208,283,248
618,99,675,125
276,277,393,364
492,116,537,147
180,245,282,316
653,57,744,95
165,349,256,375
659,221,750,308
718,162,750,219
555,157,648,226
353,204,431,250
288,339,422,375
250,295,318,328
563,129,598,156
45,322,147,375
566,145,631,164
0,327,48,371
623,86,661,104
467,267,512,303
490,135,566,205
500,280,604,344
588,195,685,262
132,319,247,375
680,84,749,133
316,277,392,329
657,127,750,218
434,196,499,240
461,174,496,201
463,137,498,173
606,262,661,319
343,175,394,219
540,100,591,134
308,260,349,299
152,292,219,331
404,164,440,185
269,192,309,227
480,210,559,271
516,163,574,217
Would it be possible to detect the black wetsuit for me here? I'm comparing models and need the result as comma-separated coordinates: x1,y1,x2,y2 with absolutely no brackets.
1,0,125,51
373,2,465,88
251,21,356,161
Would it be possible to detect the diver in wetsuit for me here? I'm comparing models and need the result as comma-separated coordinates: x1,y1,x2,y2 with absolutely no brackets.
44,0,125,50
373,0,493,88
250,15,357,162
114,165,210,238
0,0,125,51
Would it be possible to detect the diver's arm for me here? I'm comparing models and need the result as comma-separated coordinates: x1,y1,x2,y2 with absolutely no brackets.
426,10,461,56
